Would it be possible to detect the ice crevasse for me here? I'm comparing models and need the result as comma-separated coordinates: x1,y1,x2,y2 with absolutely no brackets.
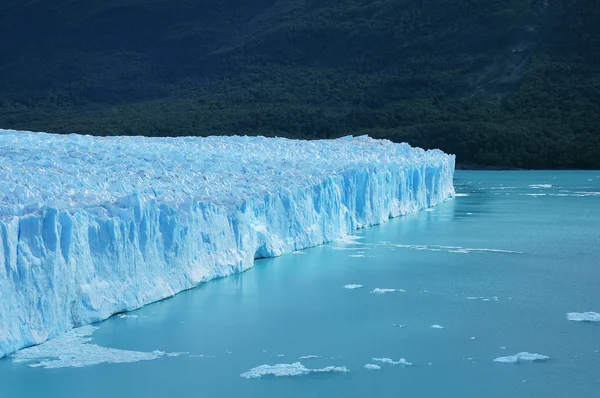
0,131,455,357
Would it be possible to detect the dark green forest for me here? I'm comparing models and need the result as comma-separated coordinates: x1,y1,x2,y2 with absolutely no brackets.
0,0,598,168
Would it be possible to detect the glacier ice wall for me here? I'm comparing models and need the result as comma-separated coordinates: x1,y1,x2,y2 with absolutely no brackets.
0,131,455,358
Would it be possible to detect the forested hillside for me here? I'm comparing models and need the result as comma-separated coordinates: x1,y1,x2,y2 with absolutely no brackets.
0,0,598,168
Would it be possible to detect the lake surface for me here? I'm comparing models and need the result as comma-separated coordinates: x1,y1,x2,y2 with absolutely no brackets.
1,171,599,398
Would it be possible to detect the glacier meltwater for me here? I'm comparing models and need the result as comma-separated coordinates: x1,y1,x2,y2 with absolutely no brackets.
0,131,455,358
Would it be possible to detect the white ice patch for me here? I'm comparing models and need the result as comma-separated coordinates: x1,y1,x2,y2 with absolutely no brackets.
299,355,320,359
118,314,139,319
383,242,522,255
348,254,366,257
430,325,444,329
454,193,469,197
493,352,549,363
529,184,553,188
11,326,175,369
567,312,600,322
372,357,412,366
334,235,364,245
371,288,398,294
344,284,363,289
292,251,305,255
364,364,381,370
466,296,499,302
240,362,349,379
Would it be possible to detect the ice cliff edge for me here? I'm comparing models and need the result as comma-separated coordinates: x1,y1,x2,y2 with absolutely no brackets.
0,132,455,357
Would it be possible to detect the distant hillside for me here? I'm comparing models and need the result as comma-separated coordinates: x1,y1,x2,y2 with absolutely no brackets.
0,0,598,168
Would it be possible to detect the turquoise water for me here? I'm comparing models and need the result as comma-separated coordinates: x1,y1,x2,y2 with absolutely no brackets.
1,171,599,397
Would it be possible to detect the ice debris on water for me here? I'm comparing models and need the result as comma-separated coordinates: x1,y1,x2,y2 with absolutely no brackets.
364,364,381,370
493,352,550,363
371,288,398,294
567,312,600,322
10,326,176,369
299,355,320,359
0,132,455,358
240,362,349,379
430,325,444,329
344,284,363,289
372,357,412,366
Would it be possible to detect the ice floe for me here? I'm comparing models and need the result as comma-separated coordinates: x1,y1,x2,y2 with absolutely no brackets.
371,288,398,294
567,312,600,322
364,364,381,370
240,362,349,379
380,242,522,255
493,352,550,363
372,357,412,366
529,184,553,188
344,284,364,289
430,325,444,329
299,355,320,359
11,326,176,369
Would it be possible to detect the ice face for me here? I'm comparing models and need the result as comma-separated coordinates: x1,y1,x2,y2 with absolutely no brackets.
0,131,455,358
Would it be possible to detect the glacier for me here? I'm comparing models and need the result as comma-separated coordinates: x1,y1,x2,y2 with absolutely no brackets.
0,130,455,358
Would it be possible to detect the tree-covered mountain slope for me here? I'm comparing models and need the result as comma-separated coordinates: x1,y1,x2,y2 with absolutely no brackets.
0,0,598,168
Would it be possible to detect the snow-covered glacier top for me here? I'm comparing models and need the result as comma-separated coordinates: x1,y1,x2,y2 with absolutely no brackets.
0,131,452,218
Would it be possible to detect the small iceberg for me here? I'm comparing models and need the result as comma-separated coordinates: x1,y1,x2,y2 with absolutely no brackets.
372,357,412,366
567,312,600,322
430,325,444,329
364,364,381,370
344,284,364,289
240,362,349,379
371,288,397,294
299,355,320,359
493,352,550,363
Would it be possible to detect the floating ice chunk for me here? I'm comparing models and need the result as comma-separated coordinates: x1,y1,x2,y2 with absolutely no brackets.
372,357,412,366
292,251,305,255
166,352,188,357
299,355,320,359
493,352,550,363
277,354,285,357
349,254,366,257
118,314,138,319
389,243,522,255
344,284,364,289
470,337,476,340
240,362,349,379
454,193,469,197
430,325,444,329
11,326,176,369
392,324,405,328
335,235,364,245
364,364,381,370
529,184,553,188
371,288,397,294
567,312,600,322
